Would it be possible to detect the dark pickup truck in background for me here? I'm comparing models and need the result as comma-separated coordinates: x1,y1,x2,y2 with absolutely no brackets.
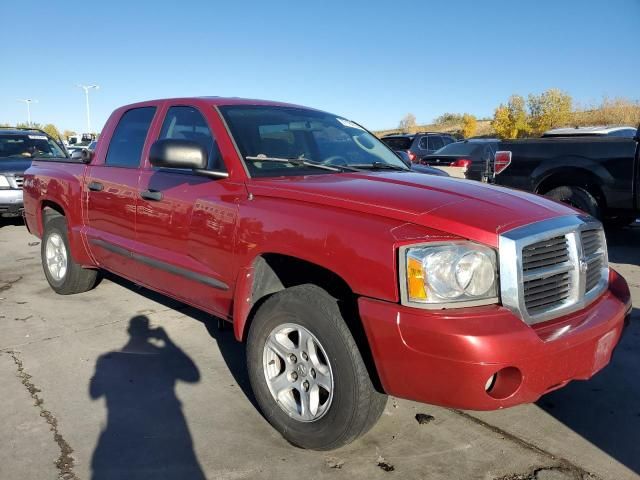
490,128,640,227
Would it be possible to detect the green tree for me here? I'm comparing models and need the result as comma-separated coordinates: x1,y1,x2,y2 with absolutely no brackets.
492,95,529,139
527,89,572,135
461,113,477,138
398,113,417,133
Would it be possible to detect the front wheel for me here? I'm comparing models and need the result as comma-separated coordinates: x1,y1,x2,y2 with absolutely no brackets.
41,216,98,295
246,284,387,450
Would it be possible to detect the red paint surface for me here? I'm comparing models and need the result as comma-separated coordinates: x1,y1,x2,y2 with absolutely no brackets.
22,97,631,410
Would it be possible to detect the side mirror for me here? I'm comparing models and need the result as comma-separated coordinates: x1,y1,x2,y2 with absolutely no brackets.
70,150,83,160
81,149,93,164
149,139,208,170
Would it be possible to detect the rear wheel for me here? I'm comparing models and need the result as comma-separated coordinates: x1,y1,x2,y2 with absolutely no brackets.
545,186,600,219
41,216,98,294
246,284,387,450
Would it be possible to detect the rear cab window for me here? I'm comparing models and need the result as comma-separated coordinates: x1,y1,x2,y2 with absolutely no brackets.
105,107,156,168
381,137,413,150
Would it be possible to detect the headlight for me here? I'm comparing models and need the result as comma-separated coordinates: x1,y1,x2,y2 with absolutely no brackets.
400,242,498,308
0,175,9,189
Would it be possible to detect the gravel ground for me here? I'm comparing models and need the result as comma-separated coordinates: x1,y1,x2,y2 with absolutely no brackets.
0,219,638,480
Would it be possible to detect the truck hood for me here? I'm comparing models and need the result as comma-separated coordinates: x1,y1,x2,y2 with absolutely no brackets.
0,158,32,174
248,171,577,247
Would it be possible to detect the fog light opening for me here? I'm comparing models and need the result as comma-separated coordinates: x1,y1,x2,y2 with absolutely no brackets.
485,367,522,400
485,374,497,392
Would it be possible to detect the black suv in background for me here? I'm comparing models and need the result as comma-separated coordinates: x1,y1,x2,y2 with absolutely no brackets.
381,132,457,163
0,127,68,218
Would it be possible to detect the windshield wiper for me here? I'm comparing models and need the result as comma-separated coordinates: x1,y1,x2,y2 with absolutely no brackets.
245,155,362,172
350,161,408,171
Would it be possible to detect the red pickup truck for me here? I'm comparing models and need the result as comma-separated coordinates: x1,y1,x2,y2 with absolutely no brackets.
23,97,632,450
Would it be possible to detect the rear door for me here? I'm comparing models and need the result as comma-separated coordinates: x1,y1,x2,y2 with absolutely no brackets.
428,136,445,154
135,103,242,317
85,106,157,277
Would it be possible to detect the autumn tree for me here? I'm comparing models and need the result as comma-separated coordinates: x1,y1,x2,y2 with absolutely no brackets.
398,113,417,133
63,129,77,140
42,124,62,142
461,113,477,138
527,89,572,135
492,95,529,139
433,112,463,126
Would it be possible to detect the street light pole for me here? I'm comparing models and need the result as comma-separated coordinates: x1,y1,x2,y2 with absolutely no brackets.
17,99,38,125
76,84,99,132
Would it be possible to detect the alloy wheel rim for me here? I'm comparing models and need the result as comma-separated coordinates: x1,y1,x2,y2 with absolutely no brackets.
262,322,334,422
45,233,68,281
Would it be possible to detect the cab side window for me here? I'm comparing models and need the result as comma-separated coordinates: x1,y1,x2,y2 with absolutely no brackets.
105,107,156,168
158,106,224,170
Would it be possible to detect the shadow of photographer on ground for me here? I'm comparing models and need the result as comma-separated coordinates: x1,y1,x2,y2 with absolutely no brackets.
89,315,205,480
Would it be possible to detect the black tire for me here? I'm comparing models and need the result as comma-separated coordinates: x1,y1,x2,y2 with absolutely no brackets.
41,216,98,295
604,215,637,230
246,284,387,450
545,186,601,219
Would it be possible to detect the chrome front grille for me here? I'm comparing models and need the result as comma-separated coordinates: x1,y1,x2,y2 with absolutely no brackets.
523,271,571,315
499,216,609,325
13,175,24,189
522,236,569,271
522,236,572,315
581,229,606,293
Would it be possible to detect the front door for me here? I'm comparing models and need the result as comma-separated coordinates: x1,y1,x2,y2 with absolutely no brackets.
85,106,157,278
135,104,242,317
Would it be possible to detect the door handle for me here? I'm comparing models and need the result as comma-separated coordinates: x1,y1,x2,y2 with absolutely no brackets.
140,189,163,201
88,181,103,192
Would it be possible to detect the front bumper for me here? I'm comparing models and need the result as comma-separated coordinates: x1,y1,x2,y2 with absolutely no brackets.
0,189,24,217
359,269,631,410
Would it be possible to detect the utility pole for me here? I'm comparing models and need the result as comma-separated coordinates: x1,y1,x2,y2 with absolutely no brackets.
17,99,38,125
76,84,99,132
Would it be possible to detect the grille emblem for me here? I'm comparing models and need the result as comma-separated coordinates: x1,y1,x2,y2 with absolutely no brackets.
579,257,588,274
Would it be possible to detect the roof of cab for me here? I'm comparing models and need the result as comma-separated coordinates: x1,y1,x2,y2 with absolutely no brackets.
118,96,318,111
0,126,49,136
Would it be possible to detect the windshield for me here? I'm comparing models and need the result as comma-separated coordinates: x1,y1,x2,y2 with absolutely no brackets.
0,134,67,159
219,105,408,177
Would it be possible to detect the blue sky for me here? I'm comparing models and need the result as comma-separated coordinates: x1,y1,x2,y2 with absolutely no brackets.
2,0,639,132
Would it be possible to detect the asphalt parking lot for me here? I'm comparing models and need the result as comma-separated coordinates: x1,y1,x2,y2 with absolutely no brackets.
0,220,638,480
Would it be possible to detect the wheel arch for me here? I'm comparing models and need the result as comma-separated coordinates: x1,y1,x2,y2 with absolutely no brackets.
233,252,383,391
39,200,68,238
39,199,94,267
534,167,608,211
